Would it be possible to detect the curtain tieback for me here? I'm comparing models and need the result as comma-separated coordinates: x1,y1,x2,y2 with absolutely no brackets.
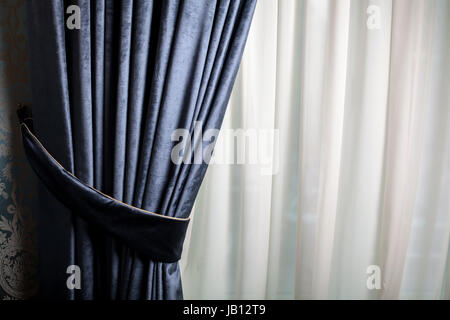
17,106,190,263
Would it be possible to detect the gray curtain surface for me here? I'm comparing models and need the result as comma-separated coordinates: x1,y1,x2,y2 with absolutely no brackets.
25,0,256,300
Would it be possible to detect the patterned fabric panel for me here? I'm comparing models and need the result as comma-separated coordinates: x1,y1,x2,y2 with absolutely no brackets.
0,0,37,300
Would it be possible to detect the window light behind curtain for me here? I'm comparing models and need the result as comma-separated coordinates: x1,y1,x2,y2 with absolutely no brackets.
181,0,450,300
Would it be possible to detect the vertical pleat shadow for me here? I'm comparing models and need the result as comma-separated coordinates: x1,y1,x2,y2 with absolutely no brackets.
64,0,95,300
102,0,120,300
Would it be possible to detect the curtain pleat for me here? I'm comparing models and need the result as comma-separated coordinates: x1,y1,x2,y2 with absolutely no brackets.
26,0,76,300
25,0,256,299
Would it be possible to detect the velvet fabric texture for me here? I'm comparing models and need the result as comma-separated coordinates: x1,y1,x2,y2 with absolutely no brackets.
25,0,256,299
19,117,190,263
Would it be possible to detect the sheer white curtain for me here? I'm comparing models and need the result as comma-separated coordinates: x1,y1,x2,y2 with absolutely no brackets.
180,0,450,299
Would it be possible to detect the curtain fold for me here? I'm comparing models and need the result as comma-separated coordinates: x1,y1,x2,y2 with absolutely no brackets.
25,0,256,300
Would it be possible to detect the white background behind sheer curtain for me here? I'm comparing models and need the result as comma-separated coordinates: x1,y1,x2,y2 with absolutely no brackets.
180,0,450,299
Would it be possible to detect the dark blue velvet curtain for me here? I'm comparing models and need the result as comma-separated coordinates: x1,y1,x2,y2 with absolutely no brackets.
25,0,256,299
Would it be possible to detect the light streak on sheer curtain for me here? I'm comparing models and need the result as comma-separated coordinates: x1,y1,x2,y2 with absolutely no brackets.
180,0,450,299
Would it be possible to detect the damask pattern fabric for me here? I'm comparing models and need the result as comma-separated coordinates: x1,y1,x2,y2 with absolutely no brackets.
25,0,256,300
0,0,37,300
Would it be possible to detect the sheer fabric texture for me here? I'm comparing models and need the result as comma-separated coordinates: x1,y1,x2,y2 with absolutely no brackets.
181,0,450,300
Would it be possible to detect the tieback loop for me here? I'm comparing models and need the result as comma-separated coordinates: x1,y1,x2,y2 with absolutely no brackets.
18,106,189,263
